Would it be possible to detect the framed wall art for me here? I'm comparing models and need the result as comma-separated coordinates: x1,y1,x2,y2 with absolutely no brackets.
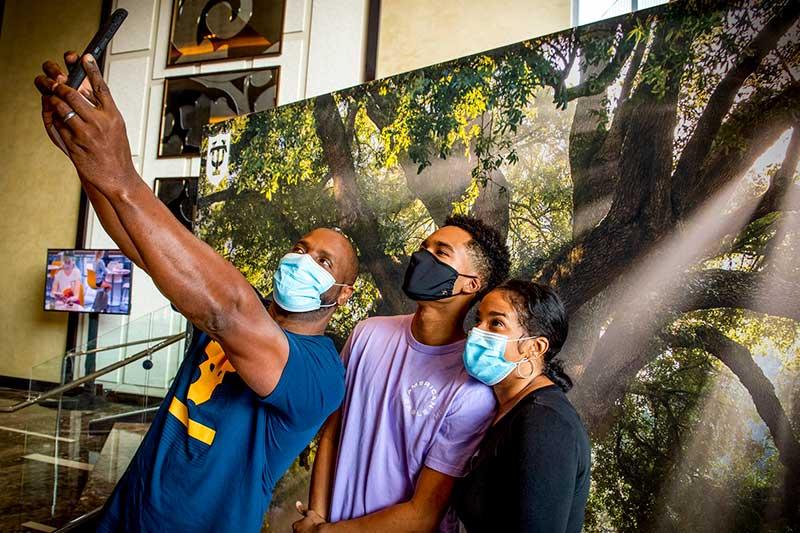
159,67,279,157
167,0,287,66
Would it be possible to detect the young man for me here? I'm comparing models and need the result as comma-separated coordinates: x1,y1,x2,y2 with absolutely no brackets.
296,215,511,532
35,53,358,532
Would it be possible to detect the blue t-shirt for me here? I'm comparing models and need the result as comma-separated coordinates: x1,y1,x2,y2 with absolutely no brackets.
97,328,345,532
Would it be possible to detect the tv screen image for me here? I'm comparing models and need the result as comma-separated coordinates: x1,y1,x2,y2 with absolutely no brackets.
44,249,133,315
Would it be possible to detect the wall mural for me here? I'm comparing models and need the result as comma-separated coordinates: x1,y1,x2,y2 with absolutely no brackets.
168,0,286,66
200,0,800,530
160,68,278,157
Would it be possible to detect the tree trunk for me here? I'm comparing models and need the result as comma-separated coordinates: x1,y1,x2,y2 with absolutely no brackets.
667,325,800,523
313,94,412,315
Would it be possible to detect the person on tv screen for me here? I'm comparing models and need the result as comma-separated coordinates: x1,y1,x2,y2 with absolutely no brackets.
452,280,591,533
296,215,510,533
92,250,108,289
51,253,82,304
36,52,358,532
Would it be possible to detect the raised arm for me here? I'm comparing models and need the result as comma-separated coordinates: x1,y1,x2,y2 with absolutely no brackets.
36,54,147,271
82,178,148,270
36,55,289,397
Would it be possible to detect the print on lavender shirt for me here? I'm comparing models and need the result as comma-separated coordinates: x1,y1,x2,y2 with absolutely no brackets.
404,380,439,417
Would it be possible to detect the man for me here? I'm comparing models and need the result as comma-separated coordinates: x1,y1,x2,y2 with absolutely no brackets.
35,53,358,532
296,215,511,532
51,254,82,302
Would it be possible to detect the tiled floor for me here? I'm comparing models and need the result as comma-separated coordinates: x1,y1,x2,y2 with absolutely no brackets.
0,389,153,532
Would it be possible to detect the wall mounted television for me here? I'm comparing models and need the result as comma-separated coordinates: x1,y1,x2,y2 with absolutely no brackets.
44,249,134,315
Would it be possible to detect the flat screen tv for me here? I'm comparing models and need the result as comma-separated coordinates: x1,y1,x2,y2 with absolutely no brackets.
44,249,133,315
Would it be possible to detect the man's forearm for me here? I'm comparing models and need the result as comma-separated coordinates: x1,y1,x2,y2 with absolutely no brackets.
309,410,343,519
99,170,253,333
318,501,438,533
316,466,454,533
80,177,147,271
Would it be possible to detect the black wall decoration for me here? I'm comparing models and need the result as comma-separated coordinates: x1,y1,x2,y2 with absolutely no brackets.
168,0,286,66
159,68,279,157
154,177,199,231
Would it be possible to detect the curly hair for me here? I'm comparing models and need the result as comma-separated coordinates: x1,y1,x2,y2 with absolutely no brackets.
444,214,511,299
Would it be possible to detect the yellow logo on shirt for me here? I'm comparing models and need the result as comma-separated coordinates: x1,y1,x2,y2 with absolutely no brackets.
187,340,236,406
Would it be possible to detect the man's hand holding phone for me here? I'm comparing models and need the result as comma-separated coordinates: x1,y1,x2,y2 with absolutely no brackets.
34,53,137,198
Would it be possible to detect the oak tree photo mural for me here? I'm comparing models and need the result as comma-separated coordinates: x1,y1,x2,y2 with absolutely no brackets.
200,1,800,530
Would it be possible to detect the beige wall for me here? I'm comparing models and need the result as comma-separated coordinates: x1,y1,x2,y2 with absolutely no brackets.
377,0,571,78
0,0,103,380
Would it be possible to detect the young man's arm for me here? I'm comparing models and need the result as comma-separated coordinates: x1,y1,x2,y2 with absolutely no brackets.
37,55,289,397
308,408,343,520
299,467,455,533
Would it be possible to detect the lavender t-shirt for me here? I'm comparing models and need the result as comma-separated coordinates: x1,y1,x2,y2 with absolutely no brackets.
329,314,496,532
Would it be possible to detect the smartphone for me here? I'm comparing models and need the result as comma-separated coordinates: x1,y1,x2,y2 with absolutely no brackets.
66,8,128,89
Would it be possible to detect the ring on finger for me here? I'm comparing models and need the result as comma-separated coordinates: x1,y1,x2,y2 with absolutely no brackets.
63,111,78,122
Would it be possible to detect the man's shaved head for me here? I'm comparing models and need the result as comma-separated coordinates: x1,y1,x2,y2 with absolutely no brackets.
297,228,359,285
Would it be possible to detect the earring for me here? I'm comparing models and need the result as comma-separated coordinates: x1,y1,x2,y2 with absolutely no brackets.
515,357,535,379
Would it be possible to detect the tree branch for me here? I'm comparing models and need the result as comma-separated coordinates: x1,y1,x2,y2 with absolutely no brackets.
569,36,648,237
535,220,647,315
680,268,800,321
757,124,800,222
608,16,686,230
570,310,665,437
313,94,411,315
676,82,800,216
568,262,800,439
364,90,480,227
664,324,800,519
198,187,302,242
564,20,639,101
671,0,800,202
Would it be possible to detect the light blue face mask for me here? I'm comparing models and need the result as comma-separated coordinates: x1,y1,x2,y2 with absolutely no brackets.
272,253,350,313
463,328,536,386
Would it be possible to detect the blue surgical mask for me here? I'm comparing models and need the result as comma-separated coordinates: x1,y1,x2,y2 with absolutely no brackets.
463,328,535,385
272,253,349,313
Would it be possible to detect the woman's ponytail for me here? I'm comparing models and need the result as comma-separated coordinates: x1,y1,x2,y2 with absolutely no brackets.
543,358,573,392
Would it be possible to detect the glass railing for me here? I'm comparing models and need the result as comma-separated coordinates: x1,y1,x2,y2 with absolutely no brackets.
0,306,186,532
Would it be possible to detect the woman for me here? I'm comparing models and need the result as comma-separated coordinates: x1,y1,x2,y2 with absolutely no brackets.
453,280,590,533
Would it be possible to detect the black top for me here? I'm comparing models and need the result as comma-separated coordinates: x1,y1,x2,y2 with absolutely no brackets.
453,385,591,533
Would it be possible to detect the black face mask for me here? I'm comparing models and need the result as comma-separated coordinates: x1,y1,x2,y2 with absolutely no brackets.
402,249,478,301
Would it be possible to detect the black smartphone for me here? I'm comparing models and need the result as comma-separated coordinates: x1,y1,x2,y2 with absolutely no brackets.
66,8,128,89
